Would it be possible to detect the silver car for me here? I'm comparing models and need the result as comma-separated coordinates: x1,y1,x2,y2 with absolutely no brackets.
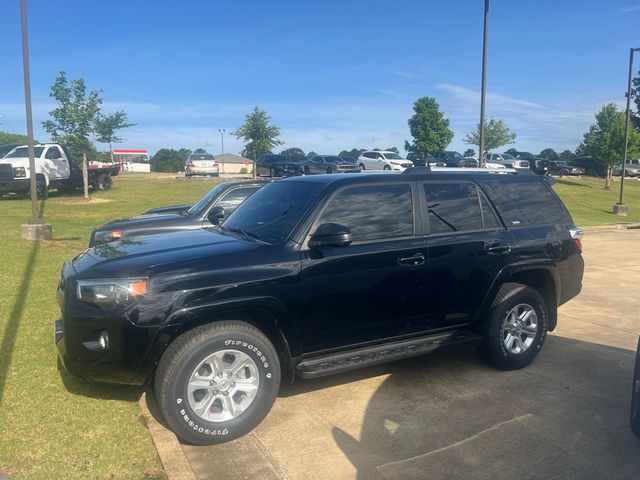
185,153,220,177
485,153,530,169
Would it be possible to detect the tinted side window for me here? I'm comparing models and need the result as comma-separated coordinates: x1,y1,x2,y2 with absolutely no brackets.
318,184,413,243
481,180,566,225
424,183,483,234
215,187,259,212
480,194,501,229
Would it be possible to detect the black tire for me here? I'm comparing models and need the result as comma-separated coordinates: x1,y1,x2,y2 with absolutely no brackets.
326,167,335,174
304,166,311,175
269,167,275,177
631,336,640,436
383,165,391,171
560,169,569,176
476,282,548,370
359,163,365,170
154,321,281,445
97,174,112,191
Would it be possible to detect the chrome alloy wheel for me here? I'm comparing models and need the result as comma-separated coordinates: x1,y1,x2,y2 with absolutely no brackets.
187,349,260,423
501,303,538,355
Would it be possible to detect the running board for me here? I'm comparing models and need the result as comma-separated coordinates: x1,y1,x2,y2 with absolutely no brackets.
295,330,483,379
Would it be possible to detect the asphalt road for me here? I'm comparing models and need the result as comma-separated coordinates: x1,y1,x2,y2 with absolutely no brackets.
180,229,640,480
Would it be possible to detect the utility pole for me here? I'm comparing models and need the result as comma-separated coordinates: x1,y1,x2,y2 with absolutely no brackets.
19,0,51,240
218,128,225,174
478,0,489,167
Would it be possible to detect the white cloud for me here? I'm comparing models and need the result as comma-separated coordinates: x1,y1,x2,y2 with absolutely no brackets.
619,4,640,13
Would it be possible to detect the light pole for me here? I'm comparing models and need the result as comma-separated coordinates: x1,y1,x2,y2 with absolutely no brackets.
478,0,489,167
218,128,225,174
19,0,51,240
615,47,640,216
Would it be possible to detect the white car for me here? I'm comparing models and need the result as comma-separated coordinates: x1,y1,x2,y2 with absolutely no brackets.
485,153,529,169
185,153,219,177
357,151,413,171
466,156,506,169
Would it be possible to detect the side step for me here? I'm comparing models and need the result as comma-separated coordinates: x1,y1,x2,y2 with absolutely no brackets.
295,330,483,379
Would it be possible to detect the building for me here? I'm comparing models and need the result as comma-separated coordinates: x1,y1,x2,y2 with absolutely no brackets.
214,153,253,174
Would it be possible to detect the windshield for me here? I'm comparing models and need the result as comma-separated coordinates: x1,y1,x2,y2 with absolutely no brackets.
447,151,462,158
189,154,214,161
222,181,323,244
502,154,515,159
187,183,230,216
324,156,344,164
264,155,289,163
5,146,45,158
384,153,404,160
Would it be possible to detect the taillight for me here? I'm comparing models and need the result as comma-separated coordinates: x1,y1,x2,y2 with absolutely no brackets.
569,225,583,253
187,160,195,167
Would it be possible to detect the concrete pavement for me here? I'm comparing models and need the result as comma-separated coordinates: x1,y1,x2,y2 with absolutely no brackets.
172,230,640,480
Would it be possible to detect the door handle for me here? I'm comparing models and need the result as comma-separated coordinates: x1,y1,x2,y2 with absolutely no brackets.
485,243,512,255
398,254,425,266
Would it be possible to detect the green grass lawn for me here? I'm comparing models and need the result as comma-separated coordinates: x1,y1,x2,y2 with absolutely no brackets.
0,172,637,478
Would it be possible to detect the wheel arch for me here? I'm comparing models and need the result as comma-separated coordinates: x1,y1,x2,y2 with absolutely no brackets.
479,267,559,331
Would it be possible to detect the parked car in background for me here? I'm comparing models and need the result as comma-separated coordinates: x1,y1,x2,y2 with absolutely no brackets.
538,160,585,176
185,153,219,177
55,168,584,445
569,157,605,176
435,151,478,168
358,151,413,171
89,180,266,246
485,153,530,169
302,155,360,175
0,144,20,158
406,152,445,167
256,154,302,177
613,159,640,177
632,336,640,436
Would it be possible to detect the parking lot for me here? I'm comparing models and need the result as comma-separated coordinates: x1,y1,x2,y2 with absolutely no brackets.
162,229,640,480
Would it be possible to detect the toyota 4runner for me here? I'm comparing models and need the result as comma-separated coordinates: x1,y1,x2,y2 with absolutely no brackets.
55,168,584,445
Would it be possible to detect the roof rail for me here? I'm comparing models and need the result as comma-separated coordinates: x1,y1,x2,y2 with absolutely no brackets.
402,166,518,175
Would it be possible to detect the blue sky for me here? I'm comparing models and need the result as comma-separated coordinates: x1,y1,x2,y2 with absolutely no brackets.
1,0,640,156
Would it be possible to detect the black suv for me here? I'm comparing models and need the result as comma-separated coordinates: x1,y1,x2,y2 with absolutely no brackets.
55,169,584,445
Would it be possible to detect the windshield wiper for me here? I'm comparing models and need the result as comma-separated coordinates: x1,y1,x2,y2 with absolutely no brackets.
222,226,262,242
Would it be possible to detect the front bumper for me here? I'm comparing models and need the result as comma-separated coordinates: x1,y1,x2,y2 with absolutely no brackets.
0,177,30,194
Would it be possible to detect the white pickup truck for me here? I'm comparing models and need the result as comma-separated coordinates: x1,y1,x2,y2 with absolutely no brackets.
0,143,119,198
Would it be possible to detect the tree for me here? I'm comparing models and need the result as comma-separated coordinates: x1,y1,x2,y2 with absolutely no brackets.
0,131,38,144
42,71,102,164
559,150,576,162
405,97,454,155
305,151,318,159
386,146,400,153
505,148,518,156
538,148,559,161
280,147,306,162
463,148,475,157
338,148,366,161
150,148,191,173
464,118,516,155
94,111,135,163
578,103,640,189
233,107,283,174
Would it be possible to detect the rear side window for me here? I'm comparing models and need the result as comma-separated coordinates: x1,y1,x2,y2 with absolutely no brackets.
424,183,484,234
318,184,413,242
480,180,566,226
215,186,259,212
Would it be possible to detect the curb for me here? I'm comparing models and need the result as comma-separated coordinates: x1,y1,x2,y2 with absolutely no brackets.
139,392,197,480
582,223,640,232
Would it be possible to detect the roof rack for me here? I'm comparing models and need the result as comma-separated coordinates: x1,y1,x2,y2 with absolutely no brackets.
402,166,518,175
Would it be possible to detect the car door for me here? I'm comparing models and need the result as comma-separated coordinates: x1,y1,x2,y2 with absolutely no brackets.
310,156,325,174
299,181,429,353
421,181,516,330
361,152,374,170
43,146,70,180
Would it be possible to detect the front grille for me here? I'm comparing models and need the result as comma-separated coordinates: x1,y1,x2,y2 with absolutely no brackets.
0,164,13,180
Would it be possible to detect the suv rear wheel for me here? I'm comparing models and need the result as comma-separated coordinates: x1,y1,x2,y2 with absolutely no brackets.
477,282,548,370
154,321,281,445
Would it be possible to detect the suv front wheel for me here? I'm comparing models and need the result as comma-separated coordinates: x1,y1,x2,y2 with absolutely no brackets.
154,321,281,445
477,282,548,370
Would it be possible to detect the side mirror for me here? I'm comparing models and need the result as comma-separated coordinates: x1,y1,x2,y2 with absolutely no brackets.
207,206,225,224
309,223,352,249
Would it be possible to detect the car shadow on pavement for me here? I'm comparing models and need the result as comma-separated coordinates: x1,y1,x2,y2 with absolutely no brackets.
326,335,640,480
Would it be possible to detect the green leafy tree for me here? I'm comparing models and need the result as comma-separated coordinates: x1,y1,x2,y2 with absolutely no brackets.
405,97,454,155
463,148,475,157
559,150,577,162
305,151,318,159
0,131,38,144
280,147,306,162
578,103,640,189
193,148,207,154
505,148,518,156
42,71,102,164
538,148,559,161
464,118,516,155
386,146,400,153
338,148,366,161
150,148,191,173
233,107,283,173
94,111,135,162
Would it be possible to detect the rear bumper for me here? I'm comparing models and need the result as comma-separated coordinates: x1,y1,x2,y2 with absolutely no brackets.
186,166,219,176
0,178,30,194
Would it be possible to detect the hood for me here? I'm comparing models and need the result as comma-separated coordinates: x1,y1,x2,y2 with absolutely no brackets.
99,213,192,230
0,156,31,166
73,228,258,278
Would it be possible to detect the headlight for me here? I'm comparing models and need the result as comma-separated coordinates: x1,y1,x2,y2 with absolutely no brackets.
13,167,26,178
93,229,123,245
77,278,148,307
